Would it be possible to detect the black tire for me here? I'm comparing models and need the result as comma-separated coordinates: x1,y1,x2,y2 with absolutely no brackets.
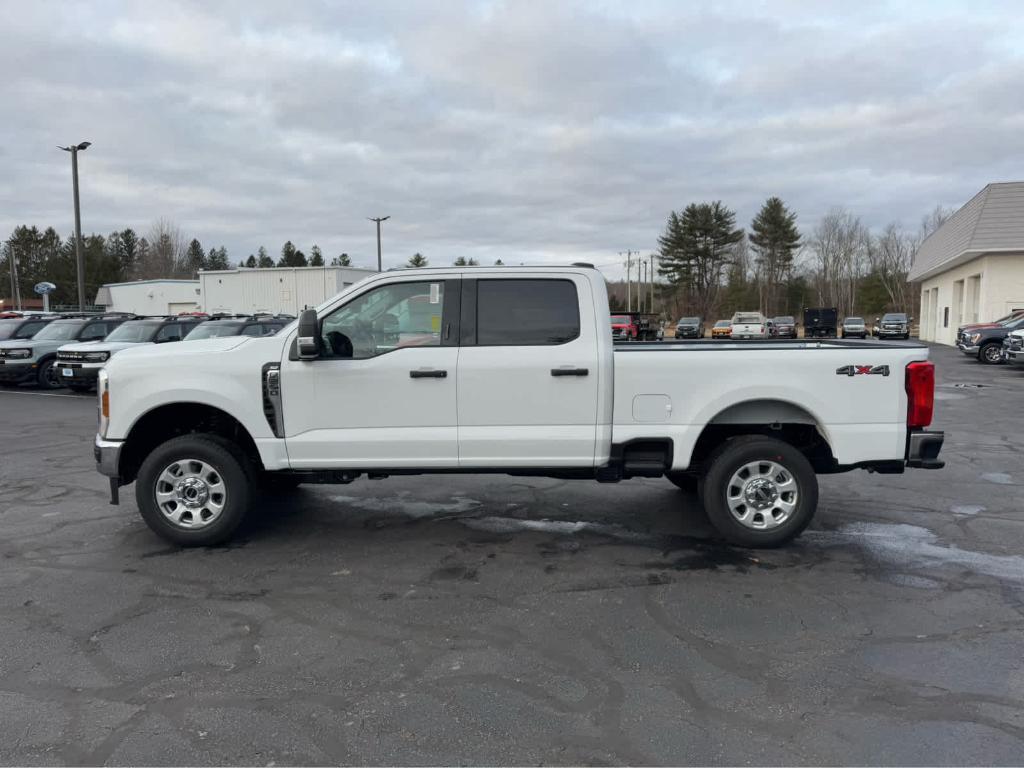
135,433,255,546
701,435,818,548
666,471,701,495
36,358,64,390
979,342,1003,365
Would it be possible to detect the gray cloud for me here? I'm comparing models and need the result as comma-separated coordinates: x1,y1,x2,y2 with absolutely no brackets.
1,0,1021,275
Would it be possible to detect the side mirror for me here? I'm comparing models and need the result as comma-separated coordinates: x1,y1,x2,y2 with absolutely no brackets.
875,317,881,323
297,308,320,360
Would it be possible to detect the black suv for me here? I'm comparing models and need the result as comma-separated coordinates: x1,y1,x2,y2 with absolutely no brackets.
958,314,1024,364
185,314,293,341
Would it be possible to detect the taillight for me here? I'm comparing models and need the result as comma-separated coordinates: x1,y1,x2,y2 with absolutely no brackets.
905,361,934,428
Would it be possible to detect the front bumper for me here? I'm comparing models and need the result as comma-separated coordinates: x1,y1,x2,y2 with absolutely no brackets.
957,343,979,355
876,329,908,338
0,361,36,382
906,430,944,469
1004,349,1023,363
56,362,101,385
94,434,123,478
675,329,700,338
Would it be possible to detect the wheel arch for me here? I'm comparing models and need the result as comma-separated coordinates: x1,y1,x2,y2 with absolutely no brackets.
689,398,837,472
119,402,263,484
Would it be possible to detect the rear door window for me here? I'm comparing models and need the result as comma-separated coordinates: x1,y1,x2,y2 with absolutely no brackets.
475,279,580,346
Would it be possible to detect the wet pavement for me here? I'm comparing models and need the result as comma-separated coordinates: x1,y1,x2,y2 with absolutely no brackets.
0,343,1022,765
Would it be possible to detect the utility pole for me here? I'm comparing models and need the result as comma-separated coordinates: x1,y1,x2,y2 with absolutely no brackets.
367,216,390,272
650,254,656,315
620,250,638,311
7,241,21,311
58,141,91,311
640,260,647,312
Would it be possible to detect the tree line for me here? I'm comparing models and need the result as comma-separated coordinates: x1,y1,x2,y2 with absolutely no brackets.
648,198,951,322
0,218,370,306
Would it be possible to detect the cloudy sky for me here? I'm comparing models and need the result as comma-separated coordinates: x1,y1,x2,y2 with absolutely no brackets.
1,1,1021,274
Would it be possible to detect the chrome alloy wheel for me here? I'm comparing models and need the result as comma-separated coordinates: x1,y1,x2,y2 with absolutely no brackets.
725,460,799,530
154,458,227,529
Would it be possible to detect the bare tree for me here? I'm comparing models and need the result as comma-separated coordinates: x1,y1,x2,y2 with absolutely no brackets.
920,205,954,241
868,222,917,311
139,218,187,279
810,208,869,317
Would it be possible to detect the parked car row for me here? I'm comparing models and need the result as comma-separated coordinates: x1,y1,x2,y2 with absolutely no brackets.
0,311,294,390
957,309,1024,365
651,311,902,341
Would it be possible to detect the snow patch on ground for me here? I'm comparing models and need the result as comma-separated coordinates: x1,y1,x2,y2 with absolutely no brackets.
950,504,985,516
461,515,650,542
330,493,481,518
981,472,1013,485
810,523,1024,584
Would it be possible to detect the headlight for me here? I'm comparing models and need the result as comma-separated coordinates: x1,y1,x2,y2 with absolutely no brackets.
84,351,110,362
97,369,110,438
7,348,31,359
970,333,982,344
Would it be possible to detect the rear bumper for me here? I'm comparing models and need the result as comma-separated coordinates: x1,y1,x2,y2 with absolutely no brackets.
906,430,944,469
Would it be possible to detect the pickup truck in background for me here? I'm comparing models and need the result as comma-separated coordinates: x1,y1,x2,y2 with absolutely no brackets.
610,312,660,341
958,314,1024,364
803,307,838,339
873,313,912,340
730,312,768,339
94,266,944,549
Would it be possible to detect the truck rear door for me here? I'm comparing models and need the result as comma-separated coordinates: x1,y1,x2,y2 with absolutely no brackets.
457,275,600,467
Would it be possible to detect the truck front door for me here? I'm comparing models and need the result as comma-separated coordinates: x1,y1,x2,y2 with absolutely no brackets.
281,277,461,468
457,276,600,467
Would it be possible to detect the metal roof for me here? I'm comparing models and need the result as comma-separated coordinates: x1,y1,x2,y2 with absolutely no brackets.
909,182,1024,282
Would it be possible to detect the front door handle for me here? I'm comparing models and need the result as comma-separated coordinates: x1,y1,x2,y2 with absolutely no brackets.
551,367,589,377
410,369,448,379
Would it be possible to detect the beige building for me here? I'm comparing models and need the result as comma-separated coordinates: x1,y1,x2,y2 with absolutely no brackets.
910,182,1024,345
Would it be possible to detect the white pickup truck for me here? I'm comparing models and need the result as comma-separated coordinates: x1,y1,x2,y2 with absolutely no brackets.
94,265,944,548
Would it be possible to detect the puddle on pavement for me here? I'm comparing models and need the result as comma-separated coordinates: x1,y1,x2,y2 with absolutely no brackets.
981,472,1014,485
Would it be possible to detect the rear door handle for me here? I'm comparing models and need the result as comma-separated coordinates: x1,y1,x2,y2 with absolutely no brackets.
410,369,447,379
551,367,589,377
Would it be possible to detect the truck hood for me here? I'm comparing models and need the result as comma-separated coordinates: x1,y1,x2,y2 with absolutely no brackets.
113,336,251,362
58,340,138,354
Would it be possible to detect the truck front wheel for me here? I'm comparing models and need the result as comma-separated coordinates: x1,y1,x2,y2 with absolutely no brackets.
701,436,817,548
135,434,255,546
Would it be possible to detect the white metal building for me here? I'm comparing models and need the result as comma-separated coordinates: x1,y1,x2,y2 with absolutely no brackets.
94,280,201,315
198,266,377,315
910,182,1024,345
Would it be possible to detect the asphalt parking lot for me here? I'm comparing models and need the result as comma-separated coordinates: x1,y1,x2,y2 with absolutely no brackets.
1,343,1022,766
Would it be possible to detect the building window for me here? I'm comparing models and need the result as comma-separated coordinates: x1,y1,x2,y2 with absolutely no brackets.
943,307,949,328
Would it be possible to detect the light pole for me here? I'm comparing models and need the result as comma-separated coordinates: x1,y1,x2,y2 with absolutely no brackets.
367,216,390,272
58,141,91,311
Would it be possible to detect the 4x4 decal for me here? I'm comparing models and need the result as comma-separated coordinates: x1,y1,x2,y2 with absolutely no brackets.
836,364,890,377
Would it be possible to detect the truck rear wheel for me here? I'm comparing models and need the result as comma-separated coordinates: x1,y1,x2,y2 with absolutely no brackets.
701,436,817,548
135,434,255,546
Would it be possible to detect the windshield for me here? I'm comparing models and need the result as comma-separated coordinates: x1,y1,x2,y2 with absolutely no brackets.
715,320,731,328
844,317,864,325
0,319,24,340
677,317,699,324
32,320,86,341
774,316,794,324
104,322,160,343
735,314,762,324
882,314,907,322
186,322,244,339
610,315,631,324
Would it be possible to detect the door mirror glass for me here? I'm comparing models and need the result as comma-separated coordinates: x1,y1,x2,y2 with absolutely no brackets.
297,309,320,359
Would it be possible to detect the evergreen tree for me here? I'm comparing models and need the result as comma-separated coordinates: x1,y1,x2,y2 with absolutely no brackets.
256,246,273,268
205,245,230,271
333,252,351,266
309,245,324,266
494,258,504,265
245,254,257,268
453,256,479,266
749,197,801,316
278,240,297,267
657,202,743,318
119,228,139,279
293,249,309,267
407,253,428,268
184,238,206,275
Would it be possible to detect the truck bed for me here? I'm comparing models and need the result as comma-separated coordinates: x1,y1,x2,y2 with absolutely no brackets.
611,338,931,469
